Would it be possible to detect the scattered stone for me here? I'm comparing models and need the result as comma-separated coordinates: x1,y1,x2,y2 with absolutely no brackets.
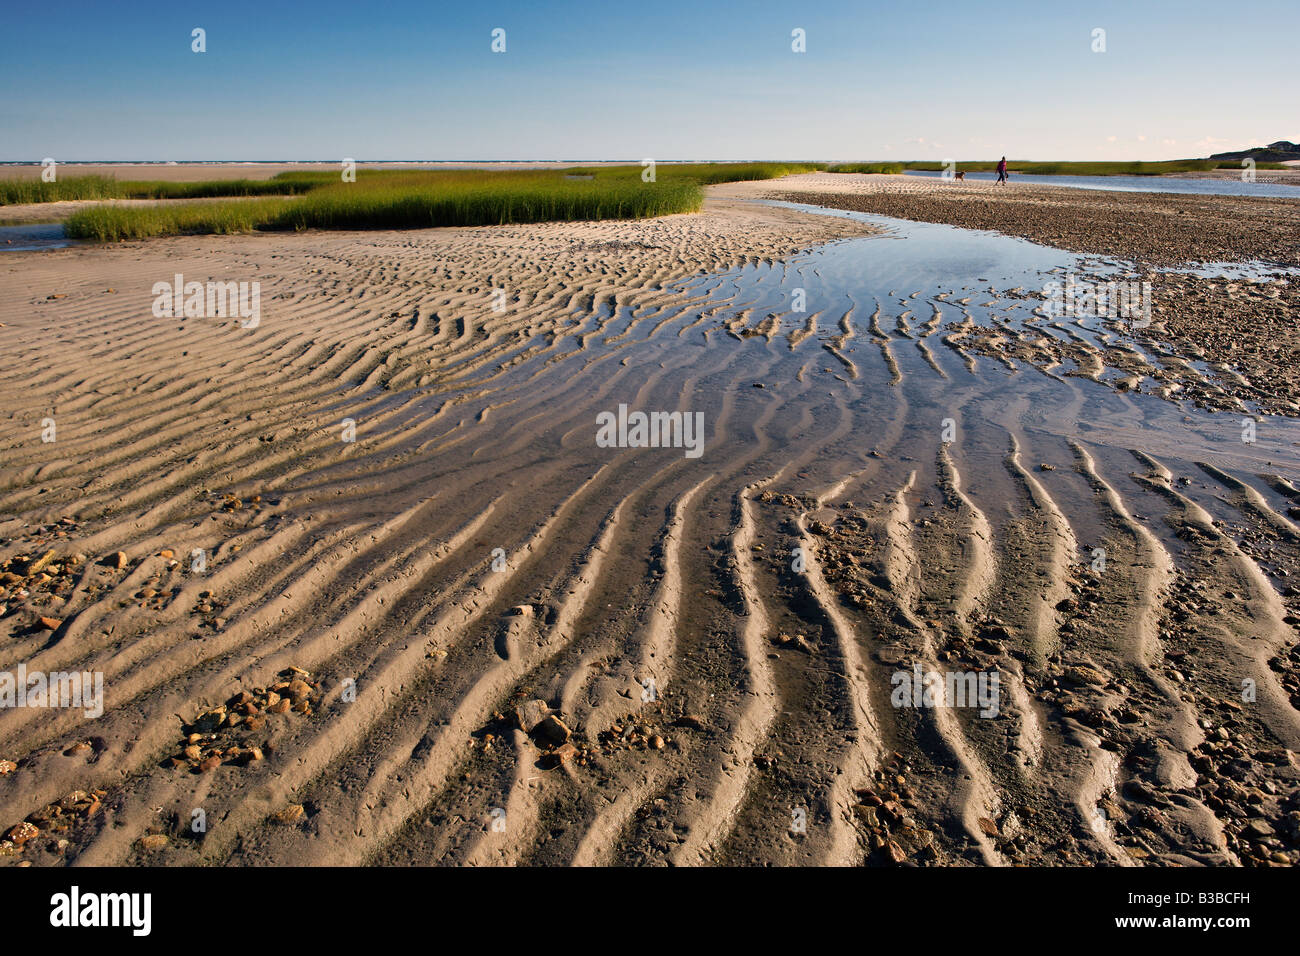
27,550,57,575
173,669,321,773
6,822,38,847
876,644,908,665
1245,819,1275,838
1063,665,1108,687
532,714,571,747
138,834,168,851
550,742,579,766
515,699,551,733
271,804,305,826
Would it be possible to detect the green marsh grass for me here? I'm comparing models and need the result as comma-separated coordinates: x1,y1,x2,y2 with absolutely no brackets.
64,163,823,240
826,163,905,174
0,174,322,206
64,199,292,241
0,175,122,205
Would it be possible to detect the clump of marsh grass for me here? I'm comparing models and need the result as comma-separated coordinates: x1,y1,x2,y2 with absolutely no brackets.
0,175,122,205
63,163,829,240
826,163,905,174
65,198,291,241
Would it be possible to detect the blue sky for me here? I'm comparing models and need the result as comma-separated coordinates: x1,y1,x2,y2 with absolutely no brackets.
2,0,1294,161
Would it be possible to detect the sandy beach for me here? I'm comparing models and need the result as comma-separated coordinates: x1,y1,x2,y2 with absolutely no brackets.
1,173,1298,869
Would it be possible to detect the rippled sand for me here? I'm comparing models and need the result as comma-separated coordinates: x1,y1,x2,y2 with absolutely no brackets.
1,188,1297,867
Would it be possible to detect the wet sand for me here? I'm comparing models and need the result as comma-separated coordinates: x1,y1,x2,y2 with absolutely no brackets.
718,172,1300,265
1,182,1297,868
723,174,1300,416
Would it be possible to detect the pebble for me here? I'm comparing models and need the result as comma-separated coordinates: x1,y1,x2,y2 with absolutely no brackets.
272,804,305,825
5,822,38,846
515,699,551,733
533,714,571,746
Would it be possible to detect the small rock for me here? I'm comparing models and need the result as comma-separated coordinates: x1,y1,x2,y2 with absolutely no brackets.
532,714,571,747
271,804,305,826
1063,665,1108,687
515,699,551,733
137,834,168,851
28,550,57,575
6,822,39,846
876,644,908,665
1245,819,1275,838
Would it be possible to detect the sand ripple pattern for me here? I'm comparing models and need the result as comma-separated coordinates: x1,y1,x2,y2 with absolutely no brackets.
0,199,1297,867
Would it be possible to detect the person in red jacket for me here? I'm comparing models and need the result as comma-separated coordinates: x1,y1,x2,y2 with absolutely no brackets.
996,156,1009,184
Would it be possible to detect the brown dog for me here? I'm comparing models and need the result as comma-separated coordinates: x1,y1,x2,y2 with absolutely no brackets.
954,171,965,181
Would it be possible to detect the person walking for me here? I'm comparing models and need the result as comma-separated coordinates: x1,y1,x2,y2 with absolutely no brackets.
996,156,1008,185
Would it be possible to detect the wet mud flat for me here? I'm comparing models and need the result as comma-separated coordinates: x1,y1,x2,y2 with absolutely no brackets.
0,198,1297,867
